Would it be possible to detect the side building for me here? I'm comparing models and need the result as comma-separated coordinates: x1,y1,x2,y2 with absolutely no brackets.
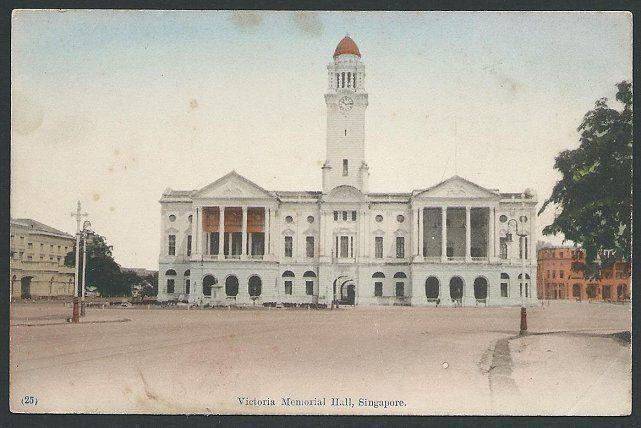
10,218,76,299
157,36,539,308
537,246,631,302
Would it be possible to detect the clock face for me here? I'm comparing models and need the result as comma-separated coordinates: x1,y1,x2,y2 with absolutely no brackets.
338,96,354,112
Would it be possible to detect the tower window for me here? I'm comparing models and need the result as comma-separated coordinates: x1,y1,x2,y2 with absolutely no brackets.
336,73,339,89
344,129,347,136
343,159,348,176
341,72,345,88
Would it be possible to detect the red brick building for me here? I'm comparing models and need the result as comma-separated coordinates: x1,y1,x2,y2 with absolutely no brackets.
537,246,631,302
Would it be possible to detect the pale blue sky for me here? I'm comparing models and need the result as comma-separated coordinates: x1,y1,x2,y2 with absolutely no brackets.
11,11,632,269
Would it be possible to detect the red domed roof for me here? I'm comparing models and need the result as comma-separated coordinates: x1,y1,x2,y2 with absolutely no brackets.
333,35,361,58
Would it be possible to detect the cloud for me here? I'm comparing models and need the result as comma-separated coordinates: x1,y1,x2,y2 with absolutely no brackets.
292,12,323,36
230,11,264,29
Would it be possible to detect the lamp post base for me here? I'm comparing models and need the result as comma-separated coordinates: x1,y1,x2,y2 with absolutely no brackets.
72,297,80,323
519,306,527,334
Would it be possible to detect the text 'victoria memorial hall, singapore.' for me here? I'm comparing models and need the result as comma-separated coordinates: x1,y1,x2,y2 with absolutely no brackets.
158,36,539,307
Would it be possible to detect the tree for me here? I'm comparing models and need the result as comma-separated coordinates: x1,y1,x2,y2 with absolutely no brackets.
64,233,137,297
538,81,632,276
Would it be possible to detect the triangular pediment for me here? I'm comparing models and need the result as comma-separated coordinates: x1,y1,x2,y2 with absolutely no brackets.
193,171,275,200
414,175,499,200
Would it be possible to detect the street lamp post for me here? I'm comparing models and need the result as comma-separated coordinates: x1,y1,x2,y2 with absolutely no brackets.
80,220,92,317
506,193,529,335
71,201,87,323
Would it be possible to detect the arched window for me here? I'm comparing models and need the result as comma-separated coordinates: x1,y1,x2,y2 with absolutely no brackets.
248,275,262,297
586,285,597,299
474,277,488,300
449,276,464,300
372,272,385,297
303,271,316,295
184,270,191,294
203,275,217,296
225,275,239,297
394,272,406,297
518,273,531,297
282,271,295,295
425,276,439,299
165,269,176,294
500,273,509,297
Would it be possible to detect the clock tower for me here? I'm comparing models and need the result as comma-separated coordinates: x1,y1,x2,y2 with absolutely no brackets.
322,35,369,194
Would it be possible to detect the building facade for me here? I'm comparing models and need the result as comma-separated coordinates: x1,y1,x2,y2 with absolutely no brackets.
10,218,75,299
537,246,631,302
158,36,539,307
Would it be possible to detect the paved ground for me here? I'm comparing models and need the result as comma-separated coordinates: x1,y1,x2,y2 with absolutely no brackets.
9,300,630,415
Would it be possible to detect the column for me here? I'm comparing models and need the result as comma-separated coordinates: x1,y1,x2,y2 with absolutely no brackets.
218,206,225,258
195,207,203,258
441,207,447,262
412,208,419,256
241,206,248,259
319,210,326,257
418,207,424,258
265,208,271,256
488,207,495,260
465,206,471,262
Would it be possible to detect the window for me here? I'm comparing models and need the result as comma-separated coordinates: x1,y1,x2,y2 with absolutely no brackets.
57,245,61,252
397,215,405,223
395,282,404,297
168,235,176,255
284,236,293,257
27,243,33,249
396,237,405,258
285,215,293,223
187,235,192,256
559,270,564,279
342,211,348,221
552,271,556,279
343,159,348,176
169,214,176,222
39,255,44,261
340,236,349,258
27,255,32,261
374,282,383,297
202,275,217,296
375,237,384,259
306,236,315,258
283,271,294,295
375,214,383,223
185,279,190,294
499,215,507,223
519,236,528,259
306,281,314,295
307,215,314,223
40,243,44,250
167,279,175,293
334,211,339,221
351,211,357,221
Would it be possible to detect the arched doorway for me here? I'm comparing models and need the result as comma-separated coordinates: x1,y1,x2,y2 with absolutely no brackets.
282,271,295,295
474,277,488,300
21,276,33,299
225,275,239,297
203,275,217,297
425,276,439,299
334,276,355,305
248,275,262,297
303,271,316,296
586,285,597,299
372,272,385,297
572,284,582,300
449,276,464,303
602,285,611,300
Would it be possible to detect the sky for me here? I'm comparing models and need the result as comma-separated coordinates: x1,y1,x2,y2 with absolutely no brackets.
11,10,632,269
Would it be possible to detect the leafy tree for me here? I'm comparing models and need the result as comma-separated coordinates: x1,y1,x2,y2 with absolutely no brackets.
64,233,137,297
539,81,632,276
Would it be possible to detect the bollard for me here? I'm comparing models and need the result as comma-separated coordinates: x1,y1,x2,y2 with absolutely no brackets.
72,297,80,323
520,307,527,334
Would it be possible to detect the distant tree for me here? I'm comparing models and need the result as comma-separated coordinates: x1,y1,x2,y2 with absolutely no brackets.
64,234,135,297
538,81,632,276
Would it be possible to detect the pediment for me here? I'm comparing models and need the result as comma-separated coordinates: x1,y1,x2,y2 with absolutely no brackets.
414,176,499,200
193,171,275,200
324,185,367,202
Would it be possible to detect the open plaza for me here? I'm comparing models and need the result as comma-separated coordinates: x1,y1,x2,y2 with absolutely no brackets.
9,300,630,415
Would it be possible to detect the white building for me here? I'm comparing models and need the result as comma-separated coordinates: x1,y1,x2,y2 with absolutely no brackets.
158,36,538,307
